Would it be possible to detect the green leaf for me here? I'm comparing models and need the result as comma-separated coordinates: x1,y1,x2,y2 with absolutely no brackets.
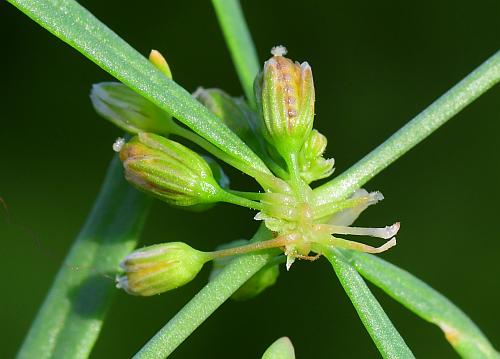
323,248,415,359
17,155,151,359
7,0,270,177
313,50,500,206
342,250,500,359
212,0,260,108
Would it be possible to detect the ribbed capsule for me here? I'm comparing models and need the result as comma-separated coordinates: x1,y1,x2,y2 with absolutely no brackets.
120,133,222,206
116,242,209,296
255,46,315,158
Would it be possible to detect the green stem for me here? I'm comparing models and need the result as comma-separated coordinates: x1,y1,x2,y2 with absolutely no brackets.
212,0,260,108
133,225,273,359
322,247,415,359
219,191,264,211
17,155,151,359
226,189,264,201
313,50,500,206
342,250,500,359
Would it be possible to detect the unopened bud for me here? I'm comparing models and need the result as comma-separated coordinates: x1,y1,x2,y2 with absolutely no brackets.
298,129,334,183
193,88,256,139
120,133,223,206
116,242,209,296
91,82,175,135
209,239,279,300
261,337,296,359
255,46,315,159
149,49,172,79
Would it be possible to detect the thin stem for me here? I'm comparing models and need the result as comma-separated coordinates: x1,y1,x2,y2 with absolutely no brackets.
226,189,265,201
212,0,260,108
219,191,264,211
133,225,273,359
208,235,290,259
313,50,500,206
17,155,151,359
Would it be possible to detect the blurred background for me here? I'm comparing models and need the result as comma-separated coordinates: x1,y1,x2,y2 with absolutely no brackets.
1,0,499,357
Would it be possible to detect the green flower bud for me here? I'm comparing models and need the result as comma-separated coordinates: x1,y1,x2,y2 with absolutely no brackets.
149,49,172,79
193,87,255,139
255,46,315,159
298,129,334,183
209,239,280,300
261,337,296,359
90,82,175,135
116,242,209,296
119,133,223,206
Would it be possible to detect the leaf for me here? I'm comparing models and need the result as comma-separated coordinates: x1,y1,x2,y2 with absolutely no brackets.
17,156,151,359
342,250,500,359
323,248,415,359
7,0,270,176
313,50,500,207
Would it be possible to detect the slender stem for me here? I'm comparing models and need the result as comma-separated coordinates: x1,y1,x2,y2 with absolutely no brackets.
226,189,264,201
208,235,289,259
313,50,500,206
212,0,260,108
219,191,264,211
17,155,151,359
133,225,273,359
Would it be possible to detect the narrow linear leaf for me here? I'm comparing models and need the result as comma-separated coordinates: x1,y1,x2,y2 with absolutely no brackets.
212,0,260,108
7,0,270,176
313,50,500,206
323,248,415,359
133,226,274,359
342,250,500,359
17,155,151,359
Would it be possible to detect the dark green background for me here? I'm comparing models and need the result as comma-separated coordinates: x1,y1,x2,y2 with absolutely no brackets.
2,0,499,358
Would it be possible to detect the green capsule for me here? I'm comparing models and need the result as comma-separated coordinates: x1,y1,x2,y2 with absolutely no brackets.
119,133,223,207
255,46,315,160
116,242,210,296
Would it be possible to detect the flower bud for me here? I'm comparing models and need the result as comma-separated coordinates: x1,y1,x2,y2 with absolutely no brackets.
301,129,327,161
91,82,175,135
120,133,223,206
261,337,296,359
193,88,255,138
209,239,280,300
255,46,315,159
116,242,209,296
149,49,172,79
298,129,334,183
